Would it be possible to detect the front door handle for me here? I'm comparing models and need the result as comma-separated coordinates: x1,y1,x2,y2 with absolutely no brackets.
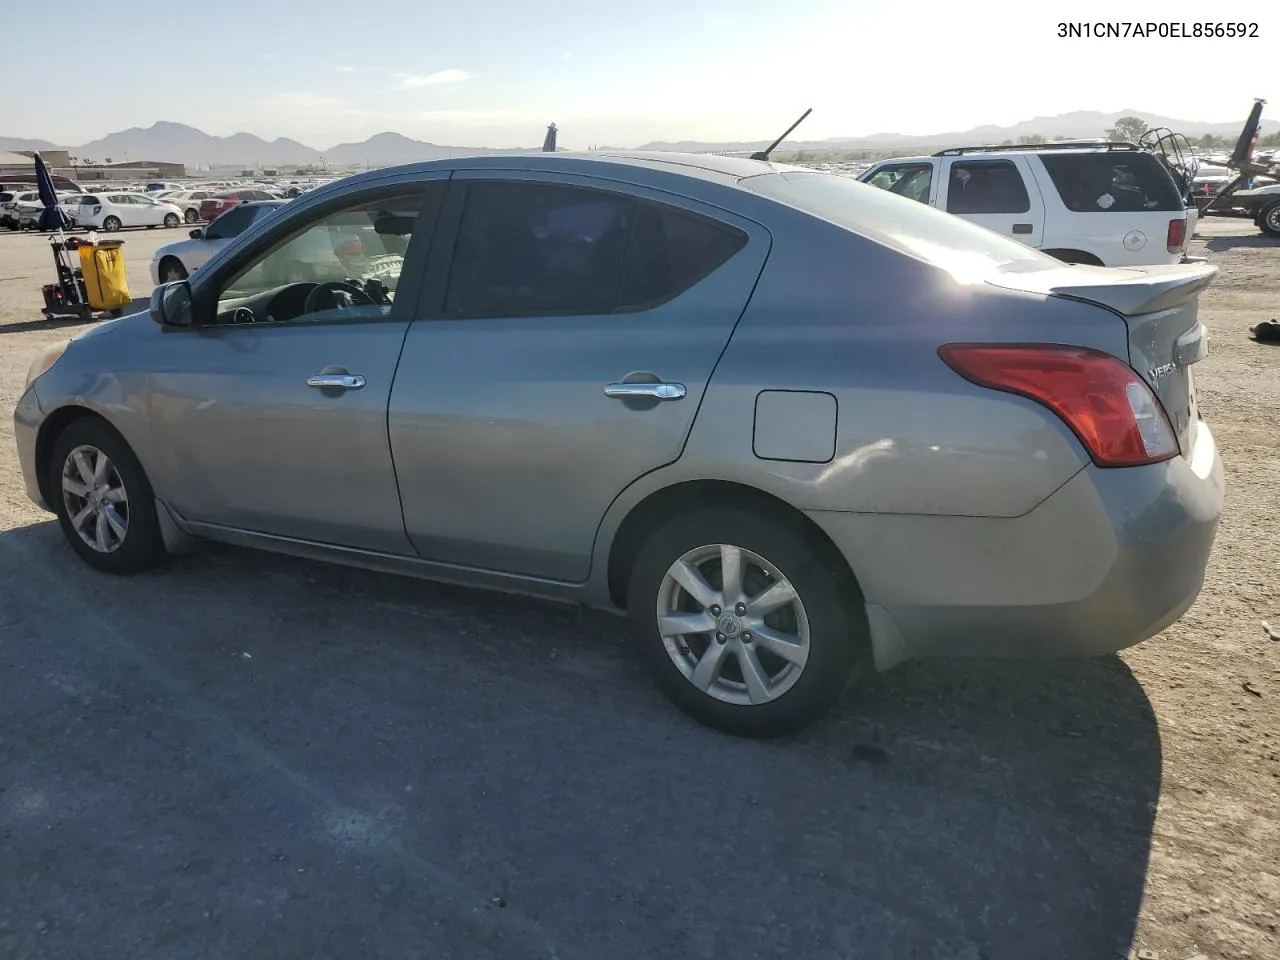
1011,223,1033,235
307,374,366,390
604,381,686,401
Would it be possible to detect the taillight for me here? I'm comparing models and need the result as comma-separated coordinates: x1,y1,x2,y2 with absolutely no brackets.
92,205,101,214
938,343,1178,467
1167,217,1187,253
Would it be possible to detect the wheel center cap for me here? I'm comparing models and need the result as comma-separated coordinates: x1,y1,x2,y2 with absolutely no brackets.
717,614,742,637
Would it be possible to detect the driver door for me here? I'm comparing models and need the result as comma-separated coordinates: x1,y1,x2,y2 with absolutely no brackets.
144,178,447,554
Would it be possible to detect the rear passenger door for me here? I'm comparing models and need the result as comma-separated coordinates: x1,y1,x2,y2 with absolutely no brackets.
939,157,1045,247
387,173,770,582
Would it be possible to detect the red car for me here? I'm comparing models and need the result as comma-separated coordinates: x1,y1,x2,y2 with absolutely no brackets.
198,189,278,222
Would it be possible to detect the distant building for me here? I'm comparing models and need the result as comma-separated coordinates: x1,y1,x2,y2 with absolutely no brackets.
0,150,186,183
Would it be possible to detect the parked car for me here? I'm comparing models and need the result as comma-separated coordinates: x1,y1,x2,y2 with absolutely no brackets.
199,189,279,222
1201,179,1280,236
858,141,1194,266
76,193,185,231
156,189,225,224
58,194,86,226
1,190,40,229
145,181,185,194
14,153,1223,737
1235,183,1280,236
150,200,289,283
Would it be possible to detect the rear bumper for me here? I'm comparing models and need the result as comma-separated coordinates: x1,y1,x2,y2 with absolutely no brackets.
808,420,1224,670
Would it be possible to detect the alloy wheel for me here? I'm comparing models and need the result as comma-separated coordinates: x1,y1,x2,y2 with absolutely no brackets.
60,444,129,554
656,543,810,705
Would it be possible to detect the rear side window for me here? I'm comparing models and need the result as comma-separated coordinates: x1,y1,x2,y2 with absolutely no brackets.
946,160,1030,214
617,203,746,309
1039,152,1184,212
745,171,1056,274
443,181,746,319
80,195,100,205
204,205,256,240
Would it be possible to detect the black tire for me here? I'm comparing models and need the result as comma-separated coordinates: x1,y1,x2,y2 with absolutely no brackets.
48,418,166,575
184,208,199,224
163,213,180,228
1259,201,1280,238
159,257,188,283
102,216,121,232
627,506,867,738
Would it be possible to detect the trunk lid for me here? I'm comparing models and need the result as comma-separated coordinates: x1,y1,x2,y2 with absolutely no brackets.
986,261,1216,460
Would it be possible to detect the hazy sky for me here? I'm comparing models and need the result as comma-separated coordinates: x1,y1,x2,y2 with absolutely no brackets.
6,0,1276,148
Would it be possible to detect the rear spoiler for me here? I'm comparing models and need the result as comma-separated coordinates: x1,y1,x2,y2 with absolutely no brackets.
987,262,1218,316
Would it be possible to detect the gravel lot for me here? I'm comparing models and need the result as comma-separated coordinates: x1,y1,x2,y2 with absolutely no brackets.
0,221,1276,960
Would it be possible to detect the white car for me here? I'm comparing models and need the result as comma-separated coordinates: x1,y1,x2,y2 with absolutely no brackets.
2,190,40,229
150,199,289,284
76,192,185,232
858,141,1195,266
155,189,224,223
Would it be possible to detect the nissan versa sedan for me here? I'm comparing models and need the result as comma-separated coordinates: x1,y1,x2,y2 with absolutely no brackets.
14,152,1224,737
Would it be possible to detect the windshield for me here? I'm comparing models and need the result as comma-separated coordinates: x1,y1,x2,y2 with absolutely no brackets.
744,170,1059,280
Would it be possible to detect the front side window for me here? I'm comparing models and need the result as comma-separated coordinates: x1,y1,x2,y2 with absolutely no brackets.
863,163,933,204
946,160,1031,214
444,181,747,319
213,193,424,325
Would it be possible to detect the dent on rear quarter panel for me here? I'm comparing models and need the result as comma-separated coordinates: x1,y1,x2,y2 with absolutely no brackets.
686,211,1131,518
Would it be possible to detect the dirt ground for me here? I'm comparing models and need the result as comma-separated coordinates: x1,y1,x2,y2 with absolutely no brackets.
0,220,1276,960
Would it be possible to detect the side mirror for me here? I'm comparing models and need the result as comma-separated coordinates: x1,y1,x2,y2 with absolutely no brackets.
189,227,203,239
151,280,194,327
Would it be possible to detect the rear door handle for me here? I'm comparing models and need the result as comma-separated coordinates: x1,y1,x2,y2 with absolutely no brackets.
604,381,686,401
1011,223,1033,235
307,374,366,390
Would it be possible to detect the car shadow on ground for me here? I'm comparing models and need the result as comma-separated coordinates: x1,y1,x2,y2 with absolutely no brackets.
0,315,100,335
1202,232,1278,252
0,521,1161,960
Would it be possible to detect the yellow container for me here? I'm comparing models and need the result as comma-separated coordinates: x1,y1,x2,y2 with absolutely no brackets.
78,241,131,311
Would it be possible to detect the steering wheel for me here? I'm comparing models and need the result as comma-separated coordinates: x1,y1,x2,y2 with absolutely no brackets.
303,280,375,314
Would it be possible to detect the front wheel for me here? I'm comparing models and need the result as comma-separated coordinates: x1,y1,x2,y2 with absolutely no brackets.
49,418,166,574
101,216,121,232
1259,201,1280,238
628,507,866,737
159,257,188,283
163,213,180,228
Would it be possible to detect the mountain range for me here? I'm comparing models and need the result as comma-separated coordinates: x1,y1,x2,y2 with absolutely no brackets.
2,111,1273,168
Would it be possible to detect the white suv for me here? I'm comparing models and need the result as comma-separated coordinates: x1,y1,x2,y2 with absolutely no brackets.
858,142,1193,266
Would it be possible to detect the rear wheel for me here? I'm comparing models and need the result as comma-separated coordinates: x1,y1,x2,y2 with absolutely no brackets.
1259,201,1280,238
1044,248,1105,266
628,507,866,738
101,216,121,232
48,418,165,574
184,208,199,224
163,213,180,228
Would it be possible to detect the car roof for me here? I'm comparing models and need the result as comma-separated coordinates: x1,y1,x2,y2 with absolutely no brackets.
870,146,1153,165
314,150,786,192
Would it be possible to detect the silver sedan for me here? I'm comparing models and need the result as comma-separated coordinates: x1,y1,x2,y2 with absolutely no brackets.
13,152,1224,737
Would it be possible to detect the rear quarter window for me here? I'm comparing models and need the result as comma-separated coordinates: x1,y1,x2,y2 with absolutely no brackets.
745,170,1057,276
1038,153,1184,213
